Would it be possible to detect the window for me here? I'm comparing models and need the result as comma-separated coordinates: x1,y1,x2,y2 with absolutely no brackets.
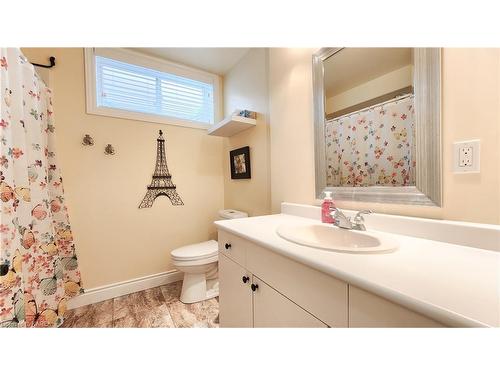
85,48,221,129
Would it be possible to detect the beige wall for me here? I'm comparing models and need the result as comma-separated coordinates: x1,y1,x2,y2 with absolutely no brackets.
269,48,317,214
269,48,500,225
441,49,500,224
498,55,500,221
222,48,271,216
326,65,413,114
22,48,225,289
20,47,500,291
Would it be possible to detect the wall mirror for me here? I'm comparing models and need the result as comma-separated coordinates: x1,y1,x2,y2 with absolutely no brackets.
313,48,442,206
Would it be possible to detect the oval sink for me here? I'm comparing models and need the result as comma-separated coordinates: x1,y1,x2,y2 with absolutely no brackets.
276,224,398,254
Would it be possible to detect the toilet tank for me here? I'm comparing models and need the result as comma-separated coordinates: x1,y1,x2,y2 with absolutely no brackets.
218,209,248,220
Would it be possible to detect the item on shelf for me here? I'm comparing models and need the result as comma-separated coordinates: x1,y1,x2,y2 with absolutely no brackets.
235,109,257,119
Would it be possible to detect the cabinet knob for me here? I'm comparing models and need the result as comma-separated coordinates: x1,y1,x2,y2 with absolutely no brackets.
224,243,231,250
242,276,249,284
251,283,259,292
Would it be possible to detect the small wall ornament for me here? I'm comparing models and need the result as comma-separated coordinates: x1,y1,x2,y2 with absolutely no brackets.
139,130,184,208
82,134,94,146
104,144,115,155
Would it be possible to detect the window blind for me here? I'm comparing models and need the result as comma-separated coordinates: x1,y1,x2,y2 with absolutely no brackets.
95,55,215,124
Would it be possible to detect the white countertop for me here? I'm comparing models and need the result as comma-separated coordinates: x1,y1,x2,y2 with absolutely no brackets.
215,213,500,327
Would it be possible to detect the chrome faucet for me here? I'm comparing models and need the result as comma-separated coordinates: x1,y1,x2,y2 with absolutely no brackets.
330,208,372,231
330,208,352,229
352,210,373,231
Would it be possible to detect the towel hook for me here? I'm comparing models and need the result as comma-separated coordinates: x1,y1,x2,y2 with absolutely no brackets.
31,56,56,69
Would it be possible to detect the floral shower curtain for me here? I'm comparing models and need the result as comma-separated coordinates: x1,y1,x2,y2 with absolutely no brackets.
0,48,82,327
325,95,416,187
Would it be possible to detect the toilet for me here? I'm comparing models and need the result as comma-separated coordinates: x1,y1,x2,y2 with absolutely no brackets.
171,209,248,303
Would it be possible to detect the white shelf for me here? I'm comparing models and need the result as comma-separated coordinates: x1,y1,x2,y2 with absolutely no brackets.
207,115,256,137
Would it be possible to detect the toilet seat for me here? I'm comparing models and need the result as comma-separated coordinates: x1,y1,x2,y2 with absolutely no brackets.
171,240,218,262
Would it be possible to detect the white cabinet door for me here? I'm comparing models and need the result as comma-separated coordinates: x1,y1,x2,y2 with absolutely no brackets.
218,253,253,327
252,276,327,328
246,240,348,327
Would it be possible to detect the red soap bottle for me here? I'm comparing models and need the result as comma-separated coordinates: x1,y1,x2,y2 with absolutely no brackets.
321,191,336,224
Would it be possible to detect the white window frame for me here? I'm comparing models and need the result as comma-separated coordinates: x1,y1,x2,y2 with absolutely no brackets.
84,48,222,130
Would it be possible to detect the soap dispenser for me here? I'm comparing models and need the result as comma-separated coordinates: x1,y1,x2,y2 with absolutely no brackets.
321,191,336,224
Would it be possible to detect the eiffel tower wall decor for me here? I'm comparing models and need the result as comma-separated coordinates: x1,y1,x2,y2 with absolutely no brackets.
139,130,184,208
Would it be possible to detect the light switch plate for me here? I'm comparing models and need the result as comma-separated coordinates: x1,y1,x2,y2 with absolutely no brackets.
453,139,480,173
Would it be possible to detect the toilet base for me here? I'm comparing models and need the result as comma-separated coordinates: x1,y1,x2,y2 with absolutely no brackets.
179,272,219,304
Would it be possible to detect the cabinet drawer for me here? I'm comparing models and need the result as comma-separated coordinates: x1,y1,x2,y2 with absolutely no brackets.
245,237,348,327
349,286,445,327
218,230,246,266
252,276,327,328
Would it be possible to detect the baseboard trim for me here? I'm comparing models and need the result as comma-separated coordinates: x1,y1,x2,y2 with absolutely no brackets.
68,270,184,310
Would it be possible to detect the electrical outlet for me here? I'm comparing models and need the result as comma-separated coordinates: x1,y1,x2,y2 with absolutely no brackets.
453,140,480,173
459,146,473,167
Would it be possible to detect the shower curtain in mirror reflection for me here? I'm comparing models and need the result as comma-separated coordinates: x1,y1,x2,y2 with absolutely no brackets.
325,95,416,187
0,48,82,328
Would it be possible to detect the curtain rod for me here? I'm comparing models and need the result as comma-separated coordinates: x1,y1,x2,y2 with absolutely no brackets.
328,93,414,123
31,56,56,69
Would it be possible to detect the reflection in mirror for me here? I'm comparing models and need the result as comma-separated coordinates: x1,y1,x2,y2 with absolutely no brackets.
324,48,415,187
313,48,441,206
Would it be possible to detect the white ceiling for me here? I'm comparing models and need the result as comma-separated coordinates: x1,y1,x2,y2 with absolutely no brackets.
324,48,413,96
131,48,250,75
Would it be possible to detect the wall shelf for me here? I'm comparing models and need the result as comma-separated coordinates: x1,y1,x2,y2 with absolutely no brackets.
207,115,256,137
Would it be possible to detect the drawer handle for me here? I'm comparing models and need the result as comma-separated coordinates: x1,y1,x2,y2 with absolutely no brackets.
251,283,259,292
224,243,231,250
242,276,249,284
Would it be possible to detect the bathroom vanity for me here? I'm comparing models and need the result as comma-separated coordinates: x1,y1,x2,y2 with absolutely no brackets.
215,203,500,328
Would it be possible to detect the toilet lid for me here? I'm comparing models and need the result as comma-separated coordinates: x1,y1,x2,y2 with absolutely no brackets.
171,240,218,261
218,209,248,219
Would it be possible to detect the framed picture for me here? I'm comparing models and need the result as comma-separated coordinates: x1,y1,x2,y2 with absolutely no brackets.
230,146,251,179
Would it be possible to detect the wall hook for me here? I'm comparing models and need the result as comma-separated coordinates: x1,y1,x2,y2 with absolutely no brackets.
82,134,94,146
104,144,115,155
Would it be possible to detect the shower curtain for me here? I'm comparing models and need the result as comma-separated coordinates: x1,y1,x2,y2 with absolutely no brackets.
325,95,416,187
0,48,82,327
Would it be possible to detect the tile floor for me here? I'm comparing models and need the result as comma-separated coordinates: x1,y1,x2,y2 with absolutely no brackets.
60,281,219,328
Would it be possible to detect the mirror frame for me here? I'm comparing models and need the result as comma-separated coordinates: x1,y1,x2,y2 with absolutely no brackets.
313,48,442,206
